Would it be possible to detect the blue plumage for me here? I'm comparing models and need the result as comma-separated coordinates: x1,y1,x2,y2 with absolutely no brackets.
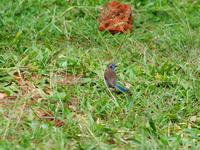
114,84,128,92
104,63,128,93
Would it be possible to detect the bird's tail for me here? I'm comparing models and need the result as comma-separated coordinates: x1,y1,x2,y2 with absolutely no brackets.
114,84,128,92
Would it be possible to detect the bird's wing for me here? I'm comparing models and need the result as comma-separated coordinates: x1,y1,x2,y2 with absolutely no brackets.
104,69,116,87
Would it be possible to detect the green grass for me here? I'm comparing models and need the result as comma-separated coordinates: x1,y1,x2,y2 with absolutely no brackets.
0,0,200,149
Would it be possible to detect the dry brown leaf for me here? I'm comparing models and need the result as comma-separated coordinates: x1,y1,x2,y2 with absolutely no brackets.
6,96,17,100
35,109,54,121
35,109,64,127
0,94,17,106
54,119,65,127
43,85,52,95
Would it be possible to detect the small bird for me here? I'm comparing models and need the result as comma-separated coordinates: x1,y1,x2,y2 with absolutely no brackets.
104,63,128,92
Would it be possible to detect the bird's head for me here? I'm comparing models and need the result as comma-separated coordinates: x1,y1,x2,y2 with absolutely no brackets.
107,63,117,71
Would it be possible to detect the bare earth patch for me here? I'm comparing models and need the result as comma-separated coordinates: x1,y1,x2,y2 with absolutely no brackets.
98,1,132,33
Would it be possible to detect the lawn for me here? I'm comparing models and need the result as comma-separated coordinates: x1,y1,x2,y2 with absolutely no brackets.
0,0,200,149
